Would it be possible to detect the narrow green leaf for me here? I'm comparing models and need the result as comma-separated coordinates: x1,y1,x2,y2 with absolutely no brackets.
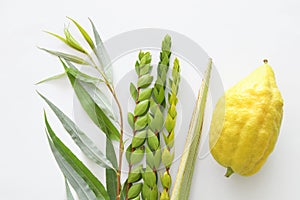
171,59,212,200
64,28,87,53
106,139,118,200
65,61,116,122
39,47,90,65
68,17,95,50
38,92,114,170
45,113,110,200
88,18,113,84
44,31,67,43
67,66,104,84
65,179,75,200
50,141,98,200
61,59,120,141
35,72,66,85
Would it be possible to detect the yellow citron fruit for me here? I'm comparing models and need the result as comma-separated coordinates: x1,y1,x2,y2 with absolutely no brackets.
209,60,283,177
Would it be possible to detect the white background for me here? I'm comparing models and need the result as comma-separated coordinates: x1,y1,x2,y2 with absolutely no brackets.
1,0,300,199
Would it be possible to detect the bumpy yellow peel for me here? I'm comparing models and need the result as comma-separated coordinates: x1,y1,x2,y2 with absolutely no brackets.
209,61,284,177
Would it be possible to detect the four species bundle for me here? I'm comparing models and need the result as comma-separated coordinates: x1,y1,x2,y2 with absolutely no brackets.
37,18,283,200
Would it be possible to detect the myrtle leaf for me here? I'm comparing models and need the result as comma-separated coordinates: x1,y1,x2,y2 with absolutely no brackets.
130,83,138,100
132,130,147,148
128,165,142,183
128,183,142,199
134,115,148,131
134,100,149,116
137,74,153,88
127,112,135,129
147,130,159,151
130,147,145,165
142,166,156,188
138,88,152,101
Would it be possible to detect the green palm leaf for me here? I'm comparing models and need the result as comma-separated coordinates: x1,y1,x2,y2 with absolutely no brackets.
171,59,212,200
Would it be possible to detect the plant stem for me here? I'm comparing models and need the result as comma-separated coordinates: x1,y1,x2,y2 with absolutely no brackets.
112,88,124,200
90,53,124,200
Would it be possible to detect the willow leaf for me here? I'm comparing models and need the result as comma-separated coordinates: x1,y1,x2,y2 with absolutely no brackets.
39,92,114,170
61,59,120,141
88,18,113,84
106,139,118,200
35,72,66,85
45,112,110,200
64,28,87,53
44,31,67,44
65,179,75,200
49,140,98,200
171,59,212,200
67,17,95,51
65,61,116,122
67,67,104,84
39,47,90,65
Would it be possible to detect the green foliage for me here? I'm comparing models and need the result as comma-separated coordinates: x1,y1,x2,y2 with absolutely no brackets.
37,18,211,200
171,59,212,200
45,112,110,200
